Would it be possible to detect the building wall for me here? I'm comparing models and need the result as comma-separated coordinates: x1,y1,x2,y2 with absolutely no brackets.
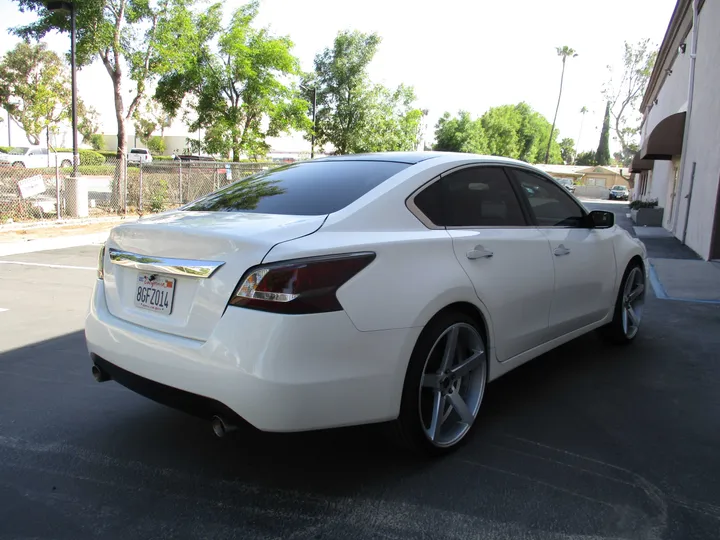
643,46,690,210
674,0,720,259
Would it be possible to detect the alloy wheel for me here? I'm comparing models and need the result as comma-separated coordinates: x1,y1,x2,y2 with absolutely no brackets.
621,266,645,339
419,322,486,448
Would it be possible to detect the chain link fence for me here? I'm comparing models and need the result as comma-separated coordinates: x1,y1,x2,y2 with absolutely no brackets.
0,157,278,224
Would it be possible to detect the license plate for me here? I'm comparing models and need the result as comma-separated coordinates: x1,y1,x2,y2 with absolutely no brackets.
134,274,175,315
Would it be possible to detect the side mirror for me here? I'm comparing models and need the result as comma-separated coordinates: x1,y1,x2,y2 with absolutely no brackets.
589,210,614,229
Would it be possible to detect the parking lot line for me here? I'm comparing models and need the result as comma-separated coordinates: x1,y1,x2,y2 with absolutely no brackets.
0,261,95,271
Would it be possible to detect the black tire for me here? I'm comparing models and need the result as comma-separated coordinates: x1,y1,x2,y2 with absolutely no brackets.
598,261,645,345
61,160,72,168
391,310,487,457
12,162,25,168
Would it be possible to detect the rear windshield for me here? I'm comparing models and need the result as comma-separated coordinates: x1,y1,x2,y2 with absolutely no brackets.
130,149,148,154
182,160,409,215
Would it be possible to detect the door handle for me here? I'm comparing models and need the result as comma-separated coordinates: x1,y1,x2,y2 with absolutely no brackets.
554,244,571,256
466,246,494,260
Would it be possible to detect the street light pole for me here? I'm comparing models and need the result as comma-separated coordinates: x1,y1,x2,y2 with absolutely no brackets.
70,2,78,177
47,1,78,176
311,87,316,159
6,108,10,147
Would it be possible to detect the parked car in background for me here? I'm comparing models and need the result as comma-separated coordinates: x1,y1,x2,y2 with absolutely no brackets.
609,185,629,200
0,147,73,168
127,148,153,165
554,177,576,193
87,152,648,456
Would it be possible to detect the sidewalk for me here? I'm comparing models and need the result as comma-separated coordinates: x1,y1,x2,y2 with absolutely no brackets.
0,217,136,257
633,226,720,304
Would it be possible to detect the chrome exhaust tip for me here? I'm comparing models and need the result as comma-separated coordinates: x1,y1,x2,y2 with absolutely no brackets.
91,364,110,383
211,415,237,438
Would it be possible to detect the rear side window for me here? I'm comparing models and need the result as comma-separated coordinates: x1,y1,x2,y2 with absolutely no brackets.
413,166,527,227
182,161,409,215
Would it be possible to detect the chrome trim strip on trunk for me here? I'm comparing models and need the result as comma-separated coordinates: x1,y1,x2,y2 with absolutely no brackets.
108,248,225,278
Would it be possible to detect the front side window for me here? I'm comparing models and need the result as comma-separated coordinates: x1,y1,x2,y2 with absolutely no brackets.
510,169,587,227
413,166,527,227
183,160,409,215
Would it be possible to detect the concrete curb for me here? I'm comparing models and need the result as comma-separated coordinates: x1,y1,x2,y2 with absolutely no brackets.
0,232,108,257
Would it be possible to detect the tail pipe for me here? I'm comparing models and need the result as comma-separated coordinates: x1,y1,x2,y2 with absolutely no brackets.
211,415,238,438
91,364,111,383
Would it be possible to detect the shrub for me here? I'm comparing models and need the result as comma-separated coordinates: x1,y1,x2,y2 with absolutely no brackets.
0,146,10,153
147,136,166,155
88,134,105,151
629,198,659,210
56,148,106,166
150,179,169,213
152,155,174,161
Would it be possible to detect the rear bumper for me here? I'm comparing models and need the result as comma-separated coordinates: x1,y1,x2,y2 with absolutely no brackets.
85,280,420,432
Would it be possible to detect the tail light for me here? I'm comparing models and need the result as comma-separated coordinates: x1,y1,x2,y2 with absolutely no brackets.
228,252,375,314
97,243,106,280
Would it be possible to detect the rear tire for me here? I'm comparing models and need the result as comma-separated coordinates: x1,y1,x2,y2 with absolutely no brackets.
61,160,72,168
598,262,646,345
392,311,487,456
12,162,25,168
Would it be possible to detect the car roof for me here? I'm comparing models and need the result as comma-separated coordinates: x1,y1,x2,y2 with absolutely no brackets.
311,151,532,166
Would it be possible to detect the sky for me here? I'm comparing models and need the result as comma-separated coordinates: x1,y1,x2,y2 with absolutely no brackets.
0,0,678,154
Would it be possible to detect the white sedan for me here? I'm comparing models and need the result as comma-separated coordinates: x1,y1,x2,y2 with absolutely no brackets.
86,152,647,455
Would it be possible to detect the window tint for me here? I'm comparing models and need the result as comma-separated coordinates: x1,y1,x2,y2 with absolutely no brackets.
412,180,444,224
511,169,586,227
413,167,526,227
29,148,47,155
182,160,409,215
131,149,148,154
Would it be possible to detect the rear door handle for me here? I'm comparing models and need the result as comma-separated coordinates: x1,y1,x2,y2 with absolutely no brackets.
554,244,571,256
466,246,494,260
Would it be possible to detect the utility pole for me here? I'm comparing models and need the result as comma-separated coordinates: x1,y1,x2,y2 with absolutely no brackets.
311,87,317,159
47,2,78,177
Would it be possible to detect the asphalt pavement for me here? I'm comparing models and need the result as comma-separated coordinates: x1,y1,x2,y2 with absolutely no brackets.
2,206,720,539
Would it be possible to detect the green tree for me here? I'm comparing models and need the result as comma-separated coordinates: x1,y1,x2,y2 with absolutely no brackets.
311,30,380,154
147,135,165,155
433,111,487,154
545,46,577,163
77,102,103,150
12,0,200,162
575,150,597,166
479,102,561,163
0,42,70,145
358,84,424,152
603,39,656,160
156,2,309,161
596,101,611,165
559,138,575,164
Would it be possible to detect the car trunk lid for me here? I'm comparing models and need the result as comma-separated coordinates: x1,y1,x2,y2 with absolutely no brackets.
103,210,326,341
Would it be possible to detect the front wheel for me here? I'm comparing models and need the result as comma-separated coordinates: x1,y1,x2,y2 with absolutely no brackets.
598,262,646,344
61,160,72,168
12,162,25,168
392,311,487,456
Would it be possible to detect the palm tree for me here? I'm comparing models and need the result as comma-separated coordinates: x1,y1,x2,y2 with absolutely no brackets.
573,106,589,164
544,46,578,163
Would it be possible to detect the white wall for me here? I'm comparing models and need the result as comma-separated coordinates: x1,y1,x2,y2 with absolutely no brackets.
642,34,691,211
673,0,720,259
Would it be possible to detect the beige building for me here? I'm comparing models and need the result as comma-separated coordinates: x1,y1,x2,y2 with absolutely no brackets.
536,164,631,192
631,0,720,260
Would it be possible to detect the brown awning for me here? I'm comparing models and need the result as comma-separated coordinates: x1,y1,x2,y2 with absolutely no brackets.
640,111,686,160
629,152,654,173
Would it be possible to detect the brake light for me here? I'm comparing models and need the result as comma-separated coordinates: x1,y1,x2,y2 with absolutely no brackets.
229,252,376,314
